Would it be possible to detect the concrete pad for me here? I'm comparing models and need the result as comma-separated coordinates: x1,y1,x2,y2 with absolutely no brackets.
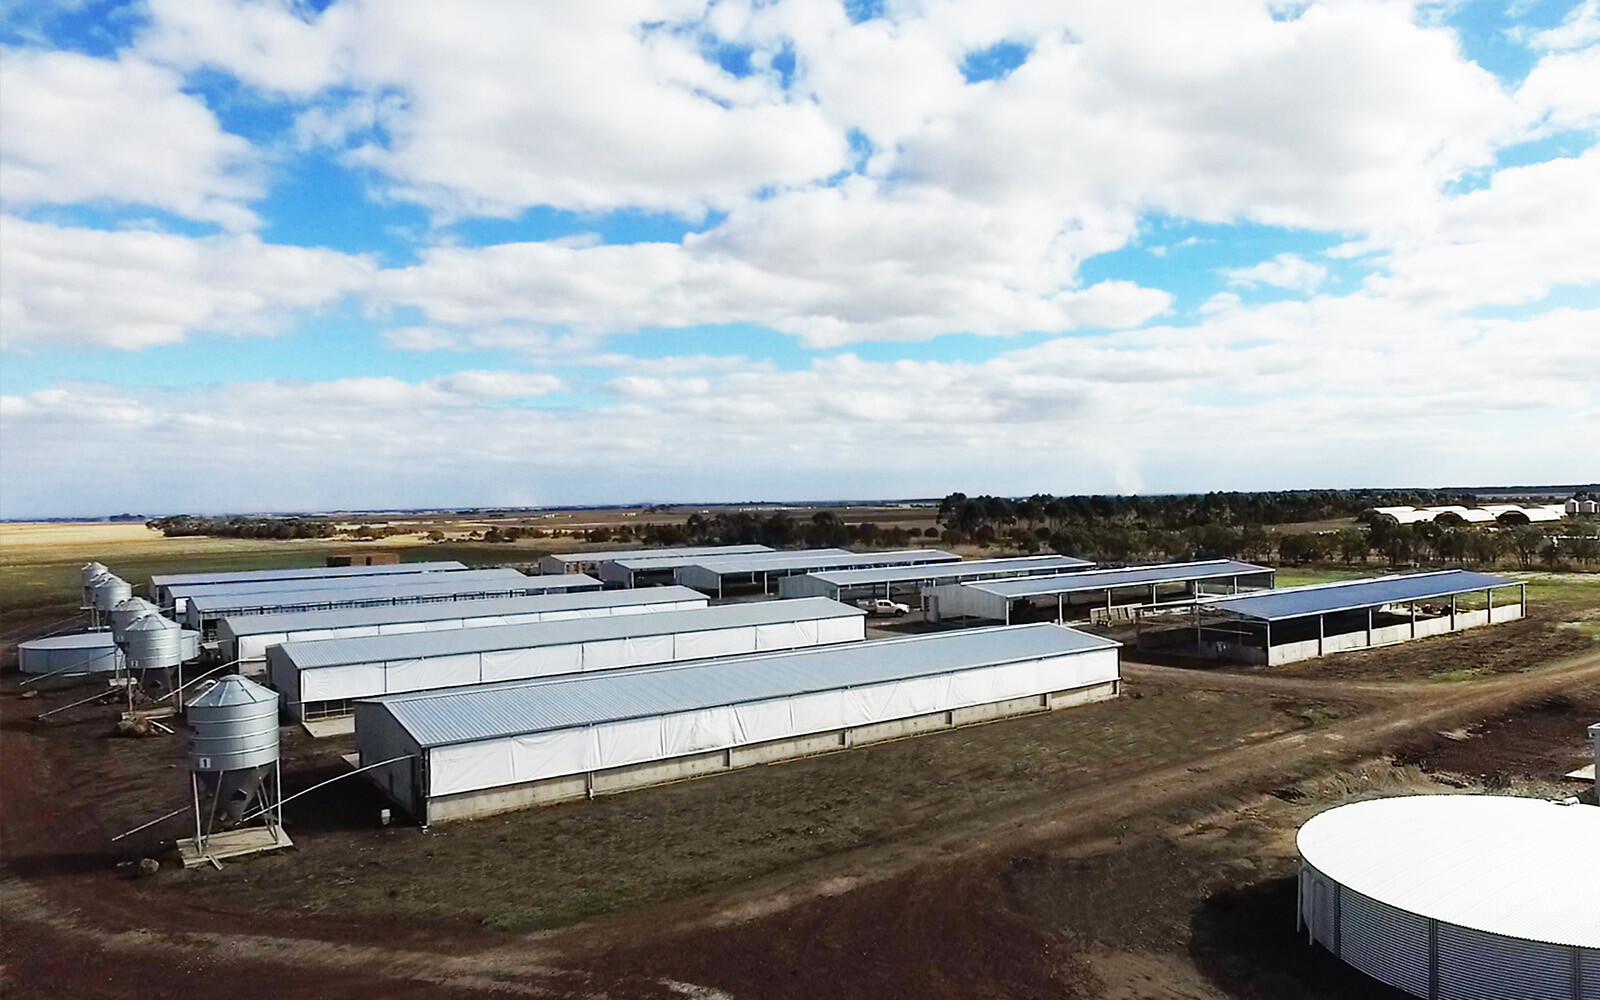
302,715,355,738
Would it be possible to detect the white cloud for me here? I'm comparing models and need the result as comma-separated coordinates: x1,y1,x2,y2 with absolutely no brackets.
138,0,850,217
1516,43,1600,133
1225,253,1329,292
4,293,1595,517
1528,0,1600,50
0,49,260,228
0,218,375,349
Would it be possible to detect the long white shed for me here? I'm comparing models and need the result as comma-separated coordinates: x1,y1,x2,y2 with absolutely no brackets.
270,597,867,725
183,570,597,635
154,561,468,613
356,622,1121,824
218,586,709,675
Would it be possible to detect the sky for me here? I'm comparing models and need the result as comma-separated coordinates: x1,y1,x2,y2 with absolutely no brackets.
1,0,1597,518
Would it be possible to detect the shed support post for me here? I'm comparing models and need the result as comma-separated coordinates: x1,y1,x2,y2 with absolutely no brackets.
1265,620,1273,663
1519,582,1525,614
1056,594,1063,624
1410,601,1416,639
1317,614,1324,657
1150,584,1158,606
1487,587,1493,621
1366,607,1373,648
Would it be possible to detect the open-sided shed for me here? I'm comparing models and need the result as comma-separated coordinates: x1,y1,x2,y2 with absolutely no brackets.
675,549,961,597
538,544,772,577
1145,570,1525,666
356,622,1121,823
270,597,866,725
926,560,1275,624
775,554,1095,604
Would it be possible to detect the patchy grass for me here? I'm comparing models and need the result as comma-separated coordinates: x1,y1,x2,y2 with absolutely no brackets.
1270,567,1373,588
482,880,639,933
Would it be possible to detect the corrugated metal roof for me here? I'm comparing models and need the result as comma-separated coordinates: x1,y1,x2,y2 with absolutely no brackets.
805,555,1096,588
545,544,772,566
189,570,593,614
370,622,1120,747
281,597,865,668
1205,570,1516,621
164,566,493,600
220,585,707,637
1298,795,1600,948
682,549,961,575
961,560,1272,599
20,631,119,651
152,561,466,587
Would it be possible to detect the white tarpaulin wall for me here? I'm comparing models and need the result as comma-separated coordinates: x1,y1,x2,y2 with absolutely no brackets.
425,647,1118,797
285,611,867,710
235,598,705,664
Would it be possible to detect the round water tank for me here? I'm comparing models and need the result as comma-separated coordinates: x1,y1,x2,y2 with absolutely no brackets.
110,598,162,642
124,614,184,670
187,675,279,772
18,632,125,675
92,575,133,613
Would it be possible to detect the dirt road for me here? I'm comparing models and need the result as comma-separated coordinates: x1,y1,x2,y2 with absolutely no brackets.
5,646,1599,998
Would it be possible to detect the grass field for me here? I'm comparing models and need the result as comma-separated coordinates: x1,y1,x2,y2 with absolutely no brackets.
0,523,520,628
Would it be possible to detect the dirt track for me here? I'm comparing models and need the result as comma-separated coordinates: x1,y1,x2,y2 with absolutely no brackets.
5,645,1599,998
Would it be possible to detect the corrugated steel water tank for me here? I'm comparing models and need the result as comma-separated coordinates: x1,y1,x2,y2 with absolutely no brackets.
110,597,162,642
1297,795,1600,1000
124,613,184,670
17,632,125,675
186,675,280,772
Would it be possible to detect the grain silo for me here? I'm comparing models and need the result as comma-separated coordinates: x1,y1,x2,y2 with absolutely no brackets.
178,675,291,866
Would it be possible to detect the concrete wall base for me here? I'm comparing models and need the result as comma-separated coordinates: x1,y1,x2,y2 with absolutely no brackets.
423,679,1121,824
1265,605,1522,666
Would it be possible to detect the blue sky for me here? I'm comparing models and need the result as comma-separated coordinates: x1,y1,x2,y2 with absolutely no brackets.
1,0,1597,517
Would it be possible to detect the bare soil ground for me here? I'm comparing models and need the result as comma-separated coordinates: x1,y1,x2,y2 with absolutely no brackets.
5,596,1600,998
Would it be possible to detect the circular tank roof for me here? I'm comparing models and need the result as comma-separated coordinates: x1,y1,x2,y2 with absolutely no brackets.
1297,795,1600,948
20,632,118,651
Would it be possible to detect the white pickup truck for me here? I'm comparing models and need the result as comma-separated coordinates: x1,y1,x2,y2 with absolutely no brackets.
855,597,911,617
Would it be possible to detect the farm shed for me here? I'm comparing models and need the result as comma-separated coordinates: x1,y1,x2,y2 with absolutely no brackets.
1298,795,1598,1000
598,548,795,587
270,597,866,727
153,561,467,613
927,560,1275,624
676,549,961,597
776,554,1096,603
538,544,772,577
1148,570,1523,666
218,586,709,675
355,622,1121,824
183,570,599,637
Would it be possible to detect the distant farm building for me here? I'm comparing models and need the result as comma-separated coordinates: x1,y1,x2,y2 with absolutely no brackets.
674,549,962,598
537,544,773,578
1364,504,1566,526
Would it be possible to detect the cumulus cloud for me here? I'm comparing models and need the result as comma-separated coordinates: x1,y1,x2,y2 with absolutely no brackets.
1225,253,1329,292
4,292,1595,516
0,218,375,349
0,49,260,228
